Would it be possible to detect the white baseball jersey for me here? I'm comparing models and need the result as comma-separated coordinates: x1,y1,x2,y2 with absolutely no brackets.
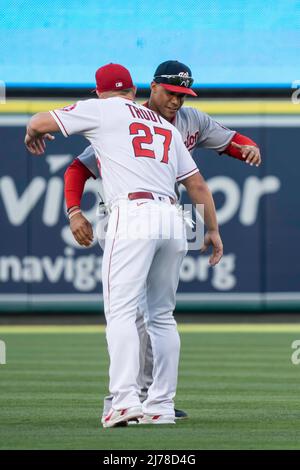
76,104,235,179
50,98,198,204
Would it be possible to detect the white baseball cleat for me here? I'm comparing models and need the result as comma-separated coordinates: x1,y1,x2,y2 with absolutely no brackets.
138,414,176,424
102,406,143,428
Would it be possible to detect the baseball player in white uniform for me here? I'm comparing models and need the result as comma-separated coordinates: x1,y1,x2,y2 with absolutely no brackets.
25,63,223,427
64,61,261,422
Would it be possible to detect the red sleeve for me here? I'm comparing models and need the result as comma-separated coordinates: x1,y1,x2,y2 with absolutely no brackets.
64,158,96,210
222,132,258,161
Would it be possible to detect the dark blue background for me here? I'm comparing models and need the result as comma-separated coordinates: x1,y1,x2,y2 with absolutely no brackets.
0,124,299,309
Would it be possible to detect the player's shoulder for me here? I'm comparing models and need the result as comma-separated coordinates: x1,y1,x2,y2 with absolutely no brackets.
101,96,136,110
77,98,99,105
60,98,100,112
178,105,207,120
160,115,182,138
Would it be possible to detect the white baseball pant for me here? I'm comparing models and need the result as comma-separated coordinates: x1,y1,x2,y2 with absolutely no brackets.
102,196,187,416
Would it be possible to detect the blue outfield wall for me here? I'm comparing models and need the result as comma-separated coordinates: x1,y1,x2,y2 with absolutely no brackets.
0,114,299,312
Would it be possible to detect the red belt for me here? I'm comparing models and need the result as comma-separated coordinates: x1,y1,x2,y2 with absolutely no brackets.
128,192,176,204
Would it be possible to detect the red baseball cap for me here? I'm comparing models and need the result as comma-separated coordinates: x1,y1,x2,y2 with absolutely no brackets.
95,63,134,93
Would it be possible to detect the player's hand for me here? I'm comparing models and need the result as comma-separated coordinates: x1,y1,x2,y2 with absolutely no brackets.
200,230,223,266
231,142,261,167
25,133,55,155
70,212,94,247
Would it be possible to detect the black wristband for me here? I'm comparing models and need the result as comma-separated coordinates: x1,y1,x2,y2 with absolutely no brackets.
67,205,80,213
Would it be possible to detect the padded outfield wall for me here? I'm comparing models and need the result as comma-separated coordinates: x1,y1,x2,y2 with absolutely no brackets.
0,99,299,312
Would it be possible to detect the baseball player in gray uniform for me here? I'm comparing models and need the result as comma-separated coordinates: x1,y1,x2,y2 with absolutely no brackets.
64,61,261,421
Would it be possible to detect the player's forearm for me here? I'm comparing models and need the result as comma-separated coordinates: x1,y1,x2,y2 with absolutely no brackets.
27,112,59,136
190,184,218,232
64,158,94,210
181,173,218,232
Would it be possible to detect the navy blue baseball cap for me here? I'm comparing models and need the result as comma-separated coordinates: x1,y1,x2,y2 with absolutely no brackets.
153,60,197,96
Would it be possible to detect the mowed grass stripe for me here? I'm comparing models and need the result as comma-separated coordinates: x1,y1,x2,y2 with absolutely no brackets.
1,331,300,449
2,324,300,333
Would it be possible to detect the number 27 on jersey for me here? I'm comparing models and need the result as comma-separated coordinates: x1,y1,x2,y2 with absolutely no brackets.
130,122,172,164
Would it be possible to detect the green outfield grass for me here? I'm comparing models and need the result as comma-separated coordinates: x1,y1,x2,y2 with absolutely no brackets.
1,324,300,450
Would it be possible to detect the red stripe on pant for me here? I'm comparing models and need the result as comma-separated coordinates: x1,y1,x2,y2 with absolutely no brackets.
107,206,120,315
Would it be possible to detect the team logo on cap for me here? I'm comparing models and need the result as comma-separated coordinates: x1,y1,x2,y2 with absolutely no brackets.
178,72,190,87
116,81,123,88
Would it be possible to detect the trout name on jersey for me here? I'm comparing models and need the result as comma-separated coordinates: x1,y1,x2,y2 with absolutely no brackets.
125,103,164,124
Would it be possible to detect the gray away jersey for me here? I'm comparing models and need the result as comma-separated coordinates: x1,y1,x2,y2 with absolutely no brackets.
77,106,235,179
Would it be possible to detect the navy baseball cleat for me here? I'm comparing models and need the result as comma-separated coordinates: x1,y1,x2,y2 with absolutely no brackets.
175,408,188,419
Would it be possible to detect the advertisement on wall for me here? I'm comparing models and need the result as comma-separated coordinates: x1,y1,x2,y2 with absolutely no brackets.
0,115,299,311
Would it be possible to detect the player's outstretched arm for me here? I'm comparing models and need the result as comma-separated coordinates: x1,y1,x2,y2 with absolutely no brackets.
193,111,261,166
181,172,223,266
223,133,262,167
25,112,58,155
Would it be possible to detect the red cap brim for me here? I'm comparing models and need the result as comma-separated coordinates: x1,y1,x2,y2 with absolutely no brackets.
160,83,197,97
